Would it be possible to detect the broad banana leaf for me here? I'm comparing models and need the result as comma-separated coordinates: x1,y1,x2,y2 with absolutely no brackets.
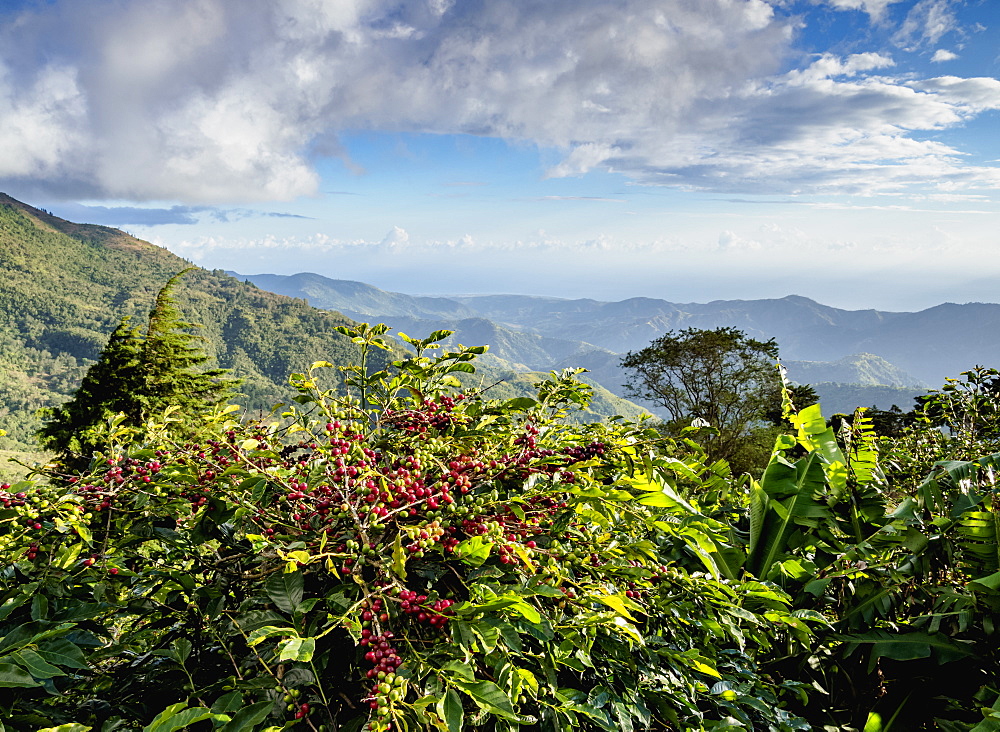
746,451,831,579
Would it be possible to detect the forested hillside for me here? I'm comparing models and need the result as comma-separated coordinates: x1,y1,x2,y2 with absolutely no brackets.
0,195,367,450
0,195,644,461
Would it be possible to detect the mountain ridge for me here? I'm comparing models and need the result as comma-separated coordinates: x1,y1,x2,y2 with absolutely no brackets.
232,270,977,390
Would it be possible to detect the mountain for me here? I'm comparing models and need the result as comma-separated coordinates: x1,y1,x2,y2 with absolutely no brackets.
445,293,1000,388
223,273,646,420
227,272,478,321
783,353,926,388
809,384,927,417
236,271,976,399
228,271,625,372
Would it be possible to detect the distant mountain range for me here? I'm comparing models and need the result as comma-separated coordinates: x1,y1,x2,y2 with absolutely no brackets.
231,270,981,415
228,271,981,383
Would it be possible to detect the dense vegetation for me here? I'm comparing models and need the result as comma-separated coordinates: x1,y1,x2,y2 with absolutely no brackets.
3,193,999,731
3,316,1000,731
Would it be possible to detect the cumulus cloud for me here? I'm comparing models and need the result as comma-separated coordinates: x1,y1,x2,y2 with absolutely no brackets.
380,226,411,248
0,0,997,201
931,49,958,62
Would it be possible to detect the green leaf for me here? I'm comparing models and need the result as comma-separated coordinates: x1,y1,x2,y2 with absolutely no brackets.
53,542,83,570
276,637,315,662
841,630,977,666
171,637,192,663
143,705,221,732
439,687,464,732
38,639,89,670
11,648,66,678
72,521,93,545
212,691,244,714
0,662,40,687
265,571,303,614
453,679,519,721
441,660,476,681
455,536,494,567
30,594,49,621
595,595,640,622
219,701,275,732
0,593,31,622
969,570,1000,593
35,725,92,732
247,625,297,647
747,452,830,578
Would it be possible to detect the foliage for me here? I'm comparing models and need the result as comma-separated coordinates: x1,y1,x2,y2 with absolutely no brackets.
746,390,1000,730
914,366,1000,446
38,271,237,472
141,270,235,413
620,327,783,475
8,300,1000,732
0,327,816,732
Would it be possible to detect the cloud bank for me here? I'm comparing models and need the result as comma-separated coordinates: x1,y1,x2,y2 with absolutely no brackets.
1,0,996,202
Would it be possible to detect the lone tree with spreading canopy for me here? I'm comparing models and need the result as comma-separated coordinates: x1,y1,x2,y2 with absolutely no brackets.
620,326,789,473
39,269,236,470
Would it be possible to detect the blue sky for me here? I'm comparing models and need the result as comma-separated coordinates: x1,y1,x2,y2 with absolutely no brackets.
1,0,998,310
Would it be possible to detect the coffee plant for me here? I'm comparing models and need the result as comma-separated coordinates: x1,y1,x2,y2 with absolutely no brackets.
0,326,817,732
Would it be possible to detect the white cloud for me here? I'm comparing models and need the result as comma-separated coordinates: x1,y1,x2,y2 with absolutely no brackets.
931,49,958,62
817,0,906,22
0,64,86,179
380,226,411,248
718,230,761,251
0,0,997,201
893,0,959,48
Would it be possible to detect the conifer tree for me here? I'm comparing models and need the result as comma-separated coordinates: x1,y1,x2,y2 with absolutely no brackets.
141,269,235,414
39,270,237,471
38,317,146,469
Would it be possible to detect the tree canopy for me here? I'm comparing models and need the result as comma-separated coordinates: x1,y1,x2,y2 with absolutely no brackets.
38,270,236,471
620,327,786,472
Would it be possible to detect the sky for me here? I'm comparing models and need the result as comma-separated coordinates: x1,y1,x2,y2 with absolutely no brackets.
1,0,998,312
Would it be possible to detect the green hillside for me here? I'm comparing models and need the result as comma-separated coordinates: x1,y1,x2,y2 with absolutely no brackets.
784,352,926,388
0,194,371,452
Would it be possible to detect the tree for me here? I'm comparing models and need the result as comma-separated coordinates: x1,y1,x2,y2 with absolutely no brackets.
37,317,147,469
38,270,236,470
914,366,1000,446
140,269,235,413
620,327,783,472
